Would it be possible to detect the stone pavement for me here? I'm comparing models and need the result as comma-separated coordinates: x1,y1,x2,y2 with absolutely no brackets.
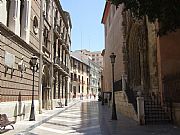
1,99,180,135
0,99,80,135
26,99,101,135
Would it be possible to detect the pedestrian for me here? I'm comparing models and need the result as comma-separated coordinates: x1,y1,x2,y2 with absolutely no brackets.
108,93,111,107
93,94,96,99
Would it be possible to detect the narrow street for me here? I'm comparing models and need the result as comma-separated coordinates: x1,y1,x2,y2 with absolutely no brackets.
20,100,180,135
26,100,101,135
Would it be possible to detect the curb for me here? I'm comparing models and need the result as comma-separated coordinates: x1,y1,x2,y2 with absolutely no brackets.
15,100,80,135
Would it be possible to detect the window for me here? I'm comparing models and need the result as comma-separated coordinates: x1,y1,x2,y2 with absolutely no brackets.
82,76,84,84
78,63,80,72
45,0,50,19
54,10,58,27
87,78,89,85
20,0,24,28
43,27,49,48
6,0,10,26
82,64,84,73
25,0,30,27
74,74,77,81
14,0,18,19
33,16,38,35
71,73,73,81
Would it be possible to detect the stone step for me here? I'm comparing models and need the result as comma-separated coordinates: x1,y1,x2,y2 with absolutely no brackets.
145,119,171,125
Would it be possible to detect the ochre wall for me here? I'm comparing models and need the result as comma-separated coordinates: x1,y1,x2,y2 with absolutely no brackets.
103,5,125,92
157,30,180,95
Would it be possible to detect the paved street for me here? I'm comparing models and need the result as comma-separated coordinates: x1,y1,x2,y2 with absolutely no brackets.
25,100,101,135
14,99,180,135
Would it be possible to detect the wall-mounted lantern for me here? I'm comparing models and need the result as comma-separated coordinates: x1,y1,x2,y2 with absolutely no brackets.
18,56,27,78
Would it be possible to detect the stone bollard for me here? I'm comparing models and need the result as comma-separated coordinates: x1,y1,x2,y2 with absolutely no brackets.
137,96,145,125
121,74,127,91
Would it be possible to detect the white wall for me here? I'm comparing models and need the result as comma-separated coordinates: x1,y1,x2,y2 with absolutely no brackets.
0,0,7,25
9,0,21,35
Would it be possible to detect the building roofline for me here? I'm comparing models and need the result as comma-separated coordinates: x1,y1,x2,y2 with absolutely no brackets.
63,11,72,29
54,0,68,28
101,1,111,24
70,54,89,66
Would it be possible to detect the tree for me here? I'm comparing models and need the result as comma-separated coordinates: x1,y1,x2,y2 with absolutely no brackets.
109,0,180,36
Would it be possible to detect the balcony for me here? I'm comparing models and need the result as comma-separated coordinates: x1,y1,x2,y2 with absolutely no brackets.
42,45,51,59
58,62,70,76
73,78,78,82
54,57,61,65
60,33,65,43
54,57,63,71
62,44,69,54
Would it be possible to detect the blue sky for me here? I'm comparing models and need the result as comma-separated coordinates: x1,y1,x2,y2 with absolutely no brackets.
60,0,105,52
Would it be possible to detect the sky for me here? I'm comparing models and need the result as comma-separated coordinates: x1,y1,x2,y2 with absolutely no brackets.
60,0,105,52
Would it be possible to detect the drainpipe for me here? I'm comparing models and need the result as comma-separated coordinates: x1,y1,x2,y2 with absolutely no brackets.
38,0,44,114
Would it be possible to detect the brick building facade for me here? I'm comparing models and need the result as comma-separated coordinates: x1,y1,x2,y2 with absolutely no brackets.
0,0,72,121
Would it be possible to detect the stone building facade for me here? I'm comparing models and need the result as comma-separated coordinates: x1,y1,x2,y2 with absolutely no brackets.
0,0,72,121
71,51,102,98
70,54,90,98
101,1,180,125
75,49,104,68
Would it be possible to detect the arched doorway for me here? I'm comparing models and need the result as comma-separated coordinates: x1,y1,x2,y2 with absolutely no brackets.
127,21,150,94
42,65,51,109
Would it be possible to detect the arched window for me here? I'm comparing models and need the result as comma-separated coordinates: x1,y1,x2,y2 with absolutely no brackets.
33,16,38,35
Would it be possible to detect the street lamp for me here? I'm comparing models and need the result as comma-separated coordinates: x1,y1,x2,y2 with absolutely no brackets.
110,53,117,120
101,75,104,105
65,76,68,106
29,55,38,121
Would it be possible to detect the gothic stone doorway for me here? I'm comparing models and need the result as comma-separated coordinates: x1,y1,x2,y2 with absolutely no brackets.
42,65,51,109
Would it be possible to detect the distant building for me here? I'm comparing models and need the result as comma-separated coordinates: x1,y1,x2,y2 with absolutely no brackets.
70,54,90,98
74,49,104,67
71,51,102,97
